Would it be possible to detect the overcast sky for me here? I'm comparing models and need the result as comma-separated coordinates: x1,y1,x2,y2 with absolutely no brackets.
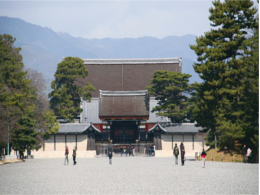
0,1,258,39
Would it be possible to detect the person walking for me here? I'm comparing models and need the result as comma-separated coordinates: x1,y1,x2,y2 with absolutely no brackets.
173,143,179,165
246,147,251,163
108,143,113,165
64,145,69,165
72,146,77,165
180,142,185,166
242,145,246,163
201,149,207,168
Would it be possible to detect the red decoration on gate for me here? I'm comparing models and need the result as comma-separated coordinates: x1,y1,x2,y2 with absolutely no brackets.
145,123,148,132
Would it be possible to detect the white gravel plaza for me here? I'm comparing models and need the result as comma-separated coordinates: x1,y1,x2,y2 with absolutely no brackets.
0,157,258,195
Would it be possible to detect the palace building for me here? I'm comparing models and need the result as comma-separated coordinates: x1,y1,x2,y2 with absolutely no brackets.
31,58,207,158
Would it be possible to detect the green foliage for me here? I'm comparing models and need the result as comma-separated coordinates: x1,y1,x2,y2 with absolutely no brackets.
42,110,60,139
190,0,258,151
49,57,95,122
240,26,259,160
0,34,36,150
11,112,38,156
0,34,60,156
147,70,192,123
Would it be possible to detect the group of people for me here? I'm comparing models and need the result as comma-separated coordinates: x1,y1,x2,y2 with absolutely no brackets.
173,142,207,168
65,143,252,166
119,145,135,157
173,142,186,166
64,145,77,165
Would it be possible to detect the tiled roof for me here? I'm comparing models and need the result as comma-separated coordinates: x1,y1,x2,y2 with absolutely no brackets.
162,123,202,133
58,123,90,133
99,90,149,119
81,98,169,123
148,123,166,132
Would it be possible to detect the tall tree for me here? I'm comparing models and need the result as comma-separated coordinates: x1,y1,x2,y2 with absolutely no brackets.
26,68,60,141
49,57,95,122
0,34,37,156
190,0,258,150
0,34,59,157
147,70,192,123
240,23,259,160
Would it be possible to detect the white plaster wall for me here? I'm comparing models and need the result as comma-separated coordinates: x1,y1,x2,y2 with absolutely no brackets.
172,134,182,147
77,134,88,151
66,135,76,153
56,135,65,151
161,134,172,150
45,135,54,151
184,134,193,152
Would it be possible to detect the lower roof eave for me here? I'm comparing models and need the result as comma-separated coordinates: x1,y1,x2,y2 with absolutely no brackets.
165,132,199,134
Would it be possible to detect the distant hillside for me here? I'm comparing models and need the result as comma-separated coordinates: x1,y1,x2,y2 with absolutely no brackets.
0,16,201,88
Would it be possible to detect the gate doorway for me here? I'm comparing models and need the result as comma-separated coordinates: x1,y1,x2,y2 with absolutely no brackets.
110,121,139,144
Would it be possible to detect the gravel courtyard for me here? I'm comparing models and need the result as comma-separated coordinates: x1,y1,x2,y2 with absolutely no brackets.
0,157,258,194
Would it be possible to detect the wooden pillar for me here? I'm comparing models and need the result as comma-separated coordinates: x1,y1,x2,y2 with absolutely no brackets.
75,134,77,149
54,134,56,151
154,131,162,150
172,134,173,149
42,138,45,151
87,132,96,150
192,134,194,150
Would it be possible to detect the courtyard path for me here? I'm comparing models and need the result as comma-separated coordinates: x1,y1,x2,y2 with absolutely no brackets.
0,157,258,194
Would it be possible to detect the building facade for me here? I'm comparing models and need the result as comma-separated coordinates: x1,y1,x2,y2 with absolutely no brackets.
31,58,207,158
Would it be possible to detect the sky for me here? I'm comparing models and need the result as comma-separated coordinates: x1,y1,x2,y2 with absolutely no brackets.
0,1,258,39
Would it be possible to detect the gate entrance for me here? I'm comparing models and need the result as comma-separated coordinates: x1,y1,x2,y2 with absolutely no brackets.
110,121,139,144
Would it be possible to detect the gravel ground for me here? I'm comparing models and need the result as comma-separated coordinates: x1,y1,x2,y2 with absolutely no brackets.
0,157,258,195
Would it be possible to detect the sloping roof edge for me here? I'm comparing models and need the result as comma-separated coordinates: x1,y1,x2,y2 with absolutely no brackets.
148,123,167,132
83,58,181,65
100,90,148,96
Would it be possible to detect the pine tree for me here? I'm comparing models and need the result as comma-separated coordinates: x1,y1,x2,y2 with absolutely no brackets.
0,34,37,155
190,0,258,150
49,57,95,122
147,70,192,123
0,34,60,156
240,25,259,161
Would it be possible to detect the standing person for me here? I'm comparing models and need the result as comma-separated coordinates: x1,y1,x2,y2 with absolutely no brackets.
64,145,69,165
152,144,155,156
129,144,132,157
173,143,179,165
242,145,246,163
246,147,251,163
201,149,207,168
149,144,153,157
120,146,123,157
108,143,113,165
72,146,77,165
125,146,128,157
180,142,185,166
